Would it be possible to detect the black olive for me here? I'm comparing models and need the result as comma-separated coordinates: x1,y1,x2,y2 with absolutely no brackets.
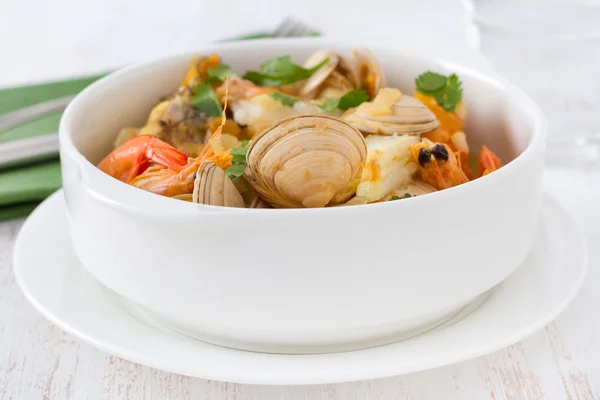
418,148,432,167
431,144,449,162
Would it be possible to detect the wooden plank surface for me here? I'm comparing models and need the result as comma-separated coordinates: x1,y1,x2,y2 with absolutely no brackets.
0,168,598,399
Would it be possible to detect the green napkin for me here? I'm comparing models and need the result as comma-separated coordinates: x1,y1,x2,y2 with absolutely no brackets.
0,74,105,220
0,30,320,221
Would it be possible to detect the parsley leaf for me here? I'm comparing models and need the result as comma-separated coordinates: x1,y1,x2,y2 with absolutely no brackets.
415,71,463,112
225,163,245,179
207,64,233,84
243,56,329,86
319,89,369,112
190,82,222,117
269,92,299,107
389,193,413,201
320,98,340,112
415,72,447,92
337,89,369,110
226,140,250,179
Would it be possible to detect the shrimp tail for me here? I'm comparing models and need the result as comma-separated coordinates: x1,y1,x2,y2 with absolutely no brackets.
478,145,501,176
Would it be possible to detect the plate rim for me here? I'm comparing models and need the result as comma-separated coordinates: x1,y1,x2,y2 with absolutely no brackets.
13,190,588,385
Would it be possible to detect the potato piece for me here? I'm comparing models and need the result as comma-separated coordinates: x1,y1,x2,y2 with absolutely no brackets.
356,135,419,202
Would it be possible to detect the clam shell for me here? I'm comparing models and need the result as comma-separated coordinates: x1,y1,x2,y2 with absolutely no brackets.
344,92,439,136
300,51,359,100
336,196,369,207
300,51,340,98
192,160,245,207
353,48,387,99
381,182,437,201
244,115,367,208
249,196,272,209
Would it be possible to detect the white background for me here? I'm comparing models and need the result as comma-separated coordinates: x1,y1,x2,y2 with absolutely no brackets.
0,0,472,87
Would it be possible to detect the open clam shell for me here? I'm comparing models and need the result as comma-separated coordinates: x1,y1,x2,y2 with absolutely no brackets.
244,115,367,208
353,48,387,99
300,51,340,98
192,160,245,208
299,50,359,100
343,89,439,135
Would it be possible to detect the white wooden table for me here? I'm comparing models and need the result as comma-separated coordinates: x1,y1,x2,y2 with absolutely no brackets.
0,168,598,400
1,0,599,397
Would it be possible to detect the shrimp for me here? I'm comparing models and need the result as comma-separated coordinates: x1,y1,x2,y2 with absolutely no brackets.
215,76,276,103
129,152,232,197
410,140,469,190
479,145,501,176
97,135,189,183
129,77,235,197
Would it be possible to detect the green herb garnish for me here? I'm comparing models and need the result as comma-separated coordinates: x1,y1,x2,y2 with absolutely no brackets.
190,82,222,117
243,56,329,86
319,89,369,112
207,64,233,84
389,193,413,201
226,140,250,179
415,71,463,112
269,92,299,107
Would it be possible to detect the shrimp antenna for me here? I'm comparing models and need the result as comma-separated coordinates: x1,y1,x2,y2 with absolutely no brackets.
199,76,230,160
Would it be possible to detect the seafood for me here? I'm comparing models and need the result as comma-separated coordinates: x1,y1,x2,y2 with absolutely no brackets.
97,135,189,183
299,51,341,97
231,93,330,137
97,48,504,208
298,50,357,100
410,140,469,190
357,134,419,202
244,115,367,208
479,146,501,176
343,88,439,136
354,48,386,99
249,196,272,209
128,152,232,197
193,160,245,207
380,181,437,201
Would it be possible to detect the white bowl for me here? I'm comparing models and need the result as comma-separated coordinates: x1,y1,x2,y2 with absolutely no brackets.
59,38,546,354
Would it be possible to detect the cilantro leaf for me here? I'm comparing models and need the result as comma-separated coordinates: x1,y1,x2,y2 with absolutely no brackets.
319,89,369,112
260,56,301,75
319,98,340,112
389,193,413,201
337,89,369,110
207,64,233,84
415,72,447,92
415,71,463,112
226,140,250,179
225,163,245,179
242,56,329,86
190,82,222,117
269,92,299,107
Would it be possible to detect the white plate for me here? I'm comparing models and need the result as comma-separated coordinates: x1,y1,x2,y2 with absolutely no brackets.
14,191,587,385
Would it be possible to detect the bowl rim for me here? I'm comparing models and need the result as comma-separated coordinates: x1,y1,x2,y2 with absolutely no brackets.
59,37,547,220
